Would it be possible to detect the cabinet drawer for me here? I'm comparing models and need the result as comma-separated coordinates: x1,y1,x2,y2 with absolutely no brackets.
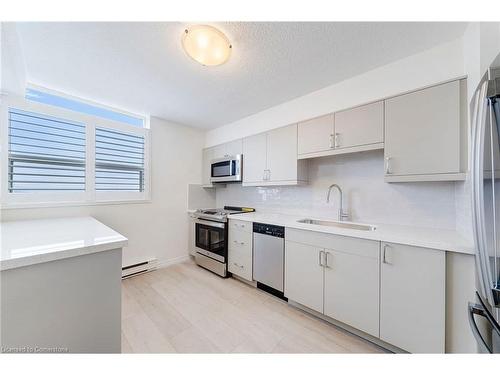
229,228,252,249
228,227,253,281
228,260,252,281
228,245,252,281
229,219,252,233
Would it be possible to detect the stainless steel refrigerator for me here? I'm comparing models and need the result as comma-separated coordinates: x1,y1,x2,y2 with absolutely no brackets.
469,61,500,353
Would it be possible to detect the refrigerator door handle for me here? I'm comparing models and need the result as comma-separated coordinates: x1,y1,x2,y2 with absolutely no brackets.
471,80,496,305
468,302,492,353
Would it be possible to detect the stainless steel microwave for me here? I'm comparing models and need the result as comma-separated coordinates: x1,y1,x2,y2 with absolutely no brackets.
210,154,242,183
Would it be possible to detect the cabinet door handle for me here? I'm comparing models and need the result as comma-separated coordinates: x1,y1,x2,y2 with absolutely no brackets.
263,169,270,181
325,252,332,268
318,250,325,267
382,244,392,264
334,133,340,148
385,157,392,174
240,241,245,245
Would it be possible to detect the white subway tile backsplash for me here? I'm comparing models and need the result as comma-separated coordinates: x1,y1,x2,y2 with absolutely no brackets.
217,150,464,230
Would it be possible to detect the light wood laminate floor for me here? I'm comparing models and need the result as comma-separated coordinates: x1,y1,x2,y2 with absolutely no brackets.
121,260,385,353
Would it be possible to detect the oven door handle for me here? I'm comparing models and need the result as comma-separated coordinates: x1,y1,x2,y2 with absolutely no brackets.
195,219,225,229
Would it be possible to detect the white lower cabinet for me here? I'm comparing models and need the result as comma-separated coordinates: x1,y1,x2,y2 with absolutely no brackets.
284,229,446,353
284,229,380,337
284,241,324,313
379,242,445,353
323,246,380,337
228,220,253,281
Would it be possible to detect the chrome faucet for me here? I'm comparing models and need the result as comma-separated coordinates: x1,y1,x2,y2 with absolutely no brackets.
326,184,349,221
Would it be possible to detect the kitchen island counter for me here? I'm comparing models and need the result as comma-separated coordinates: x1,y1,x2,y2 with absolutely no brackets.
1,216,128,271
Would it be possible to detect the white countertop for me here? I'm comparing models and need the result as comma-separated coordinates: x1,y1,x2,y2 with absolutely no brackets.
1,216,128,271
230,212,475,255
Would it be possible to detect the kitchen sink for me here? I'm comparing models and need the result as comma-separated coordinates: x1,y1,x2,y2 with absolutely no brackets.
297,218,376,231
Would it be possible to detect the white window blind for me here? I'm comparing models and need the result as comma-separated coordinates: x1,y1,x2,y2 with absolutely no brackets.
8,108,86,193
95,127,145,192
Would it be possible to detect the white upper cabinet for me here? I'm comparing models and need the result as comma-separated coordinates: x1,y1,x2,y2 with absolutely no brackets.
225,139,243,156
242,124,307,186
242,132,268,184
201,139,243,187
379,242,445,353
384,79,467,182
297,114,334,156
211,144,226,160
297,102,384,159
202,147,214,187
212,139,243,160
267,124,300,182
334,101,384,150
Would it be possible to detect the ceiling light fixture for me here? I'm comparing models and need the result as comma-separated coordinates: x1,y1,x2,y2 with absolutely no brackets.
182,25,232,66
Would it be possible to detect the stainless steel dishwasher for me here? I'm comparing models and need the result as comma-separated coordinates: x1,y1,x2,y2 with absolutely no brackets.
252,222,286,300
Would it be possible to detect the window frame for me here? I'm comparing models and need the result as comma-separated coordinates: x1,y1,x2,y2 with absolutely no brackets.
26,83,148,129
1,95,151,208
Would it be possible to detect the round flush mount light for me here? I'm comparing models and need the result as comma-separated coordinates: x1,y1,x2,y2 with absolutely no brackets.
182,25,232,66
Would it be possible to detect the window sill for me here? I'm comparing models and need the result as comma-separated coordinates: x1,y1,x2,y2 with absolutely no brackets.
1,198,152,210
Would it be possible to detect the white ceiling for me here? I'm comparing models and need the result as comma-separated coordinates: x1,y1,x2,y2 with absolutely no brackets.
14,22,468,129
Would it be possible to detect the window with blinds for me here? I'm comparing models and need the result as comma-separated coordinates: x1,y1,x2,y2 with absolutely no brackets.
95,127,145,192
8,109,86,193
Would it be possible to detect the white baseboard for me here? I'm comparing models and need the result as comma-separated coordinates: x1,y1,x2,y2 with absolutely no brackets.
156,255,191,269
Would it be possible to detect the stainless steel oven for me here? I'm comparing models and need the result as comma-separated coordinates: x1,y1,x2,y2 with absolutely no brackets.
210,154,242,183
194,218,228,277
193,206,255,278
195,218,226,262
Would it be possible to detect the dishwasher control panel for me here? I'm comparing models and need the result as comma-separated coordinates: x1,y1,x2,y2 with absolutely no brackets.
253,222,285,238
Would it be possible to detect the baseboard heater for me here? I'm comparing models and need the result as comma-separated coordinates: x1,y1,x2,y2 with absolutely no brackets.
122,258,158,279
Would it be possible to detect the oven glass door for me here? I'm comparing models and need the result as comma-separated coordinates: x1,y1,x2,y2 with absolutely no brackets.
211,160,235,178
195,220,226,261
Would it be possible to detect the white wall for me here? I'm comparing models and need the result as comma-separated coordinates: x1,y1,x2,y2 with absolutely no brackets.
463,22,500,101
206,37,465,147
1,117,205,267
0,23,26,96
216,151,458,229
